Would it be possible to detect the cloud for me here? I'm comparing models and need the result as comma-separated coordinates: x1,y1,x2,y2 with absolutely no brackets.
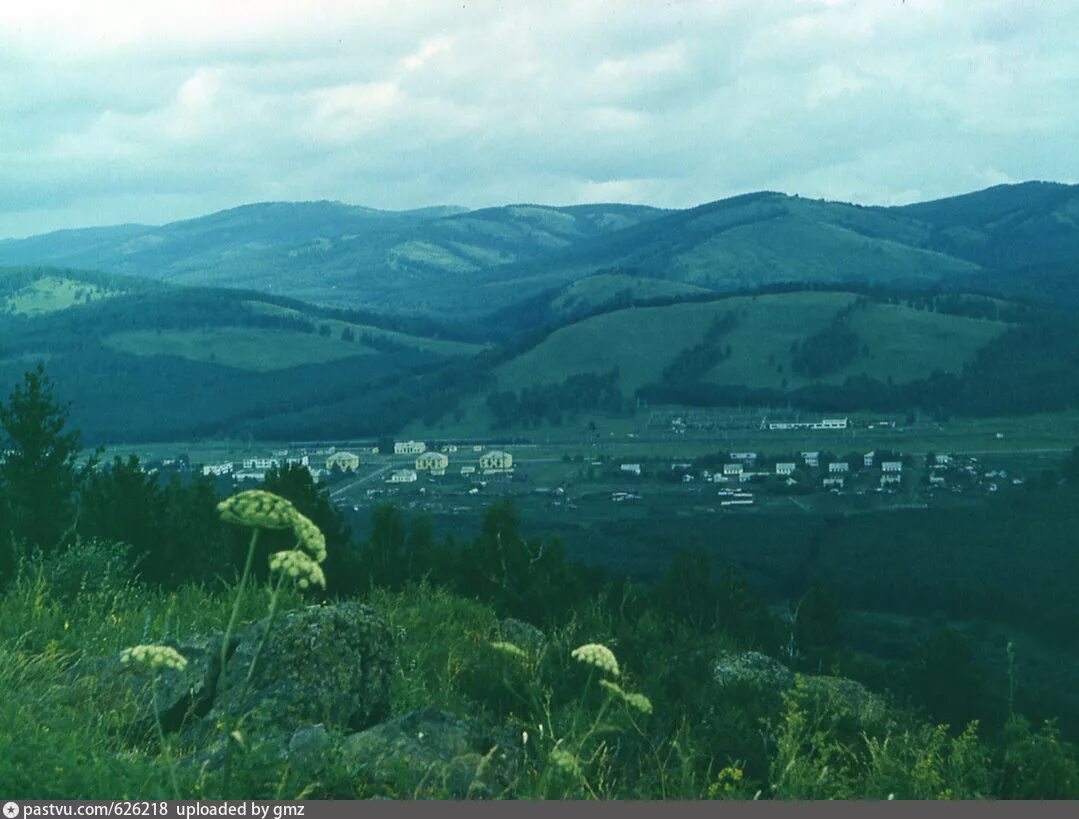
0,0,1077,237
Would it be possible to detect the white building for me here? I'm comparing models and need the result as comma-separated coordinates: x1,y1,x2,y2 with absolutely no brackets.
388,469,418,483
242,457,279,470
864,451,876,468
881,473,902,487
723,463,744,477
882,461,903,473
416,452,450,475
460,465,476,476
802,452,820,467
730,452,758,462
620,463,641,476
775,462,796,476
480,450,513,470
394,441,427,455
202,462,233,477
823,477,845,488
829,462,850,474
814,418,849,430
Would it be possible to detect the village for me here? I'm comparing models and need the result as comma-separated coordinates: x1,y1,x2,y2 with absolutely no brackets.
118,410,1057,523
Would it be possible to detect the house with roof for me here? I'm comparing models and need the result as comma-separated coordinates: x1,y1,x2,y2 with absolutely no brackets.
326,451,360,472
416,451,449,475
480,450,513,471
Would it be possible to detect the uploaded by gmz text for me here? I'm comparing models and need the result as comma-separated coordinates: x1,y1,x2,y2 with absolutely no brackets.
12,805,304,819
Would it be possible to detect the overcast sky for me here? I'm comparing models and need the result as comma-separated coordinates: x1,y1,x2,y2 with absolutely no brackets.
1,0,1076,238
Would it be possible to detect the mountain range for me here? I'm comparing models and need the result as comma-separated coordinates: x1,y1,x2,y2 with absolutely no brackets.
2,181,1076,321
2,180,1079,442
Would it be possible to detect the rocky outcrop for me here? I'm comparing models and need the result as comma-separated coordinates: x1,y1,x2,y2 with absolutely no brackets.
212,602,395,734
338,708,521,799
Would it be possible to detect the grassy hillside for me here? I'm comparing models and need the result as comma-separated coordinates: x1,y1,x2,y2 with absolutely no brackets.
0,267,482,442
494,292,1011,396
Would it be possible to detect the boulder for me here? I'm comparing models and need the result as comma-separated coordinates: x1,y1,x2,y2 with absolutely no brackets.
339,708,521,799
213,602,395,734
713,651,882,718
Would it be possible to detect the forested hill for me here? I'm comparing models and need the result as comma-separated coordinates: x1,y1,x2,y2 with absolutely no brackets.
0,201,666,314
2,182,1077,320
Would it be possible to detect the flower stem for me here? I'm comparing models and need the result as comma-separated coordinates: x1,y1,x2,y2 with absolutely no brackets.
218,527,260,800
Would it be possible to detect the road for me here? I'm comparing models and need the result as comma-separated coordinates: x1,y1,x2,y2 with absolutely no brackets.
329,464,393,500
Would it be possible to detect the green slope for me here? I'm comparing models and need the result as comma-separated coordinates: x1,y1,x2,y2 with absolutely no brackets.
494,292,1011,396
0,266,481,442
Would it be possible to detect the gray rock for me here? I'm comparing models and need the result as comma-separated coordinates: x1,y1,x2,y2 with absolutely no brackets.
341,708,520,799
288,723,331,759
213,602,394,734
713,651,881,718
713,651,797,691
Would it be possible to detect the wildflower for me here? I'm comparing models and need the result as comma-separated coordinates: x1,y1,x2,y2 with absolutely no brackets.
599,679,653,714
291,512,327,563
120,644,188,673
489,641,528,660
269,550,326,590
571,643,620,677
217,490,298,530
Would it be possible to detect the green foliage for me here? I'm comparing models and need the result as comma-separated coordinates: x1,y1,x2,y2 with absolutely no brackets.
0,364,88,573
904,627,994,731
260,463,360,595
661,313,738,384
999,716,1079,799
790,312,862,379
77,457,237,586
486,369,623,429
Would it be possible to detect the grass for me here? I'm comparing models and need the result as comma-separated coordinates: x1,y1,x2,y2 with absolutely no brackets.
243,300,484,357
494,292,1012,395
2,545,1078,799
102,328,377,372
2,275,118,316
551,274,710,319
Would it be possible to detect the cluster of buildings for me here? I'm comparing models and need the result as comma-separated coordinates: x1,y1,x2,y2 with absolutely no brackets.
387,443,514,486
653,449,910,492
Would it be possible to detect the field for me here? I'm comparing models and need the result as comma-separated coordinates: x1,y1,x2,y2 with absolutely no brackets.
2,274,118,316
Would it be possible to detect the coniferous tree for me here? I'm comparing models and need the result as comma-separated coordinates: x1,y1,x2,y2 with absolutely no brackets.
0,365,89,572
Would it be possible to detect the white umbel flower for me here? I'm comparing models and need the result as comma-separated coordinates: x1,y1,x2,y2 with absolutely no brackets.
571,643,620,677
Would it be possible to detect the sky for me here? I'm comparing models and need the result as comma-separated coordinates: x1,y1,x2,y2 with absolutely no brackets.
1,0,1077,238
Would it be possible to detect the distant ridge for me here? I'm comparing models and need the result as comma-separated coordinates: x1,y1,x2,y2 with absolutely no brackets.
1,182,1077,317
